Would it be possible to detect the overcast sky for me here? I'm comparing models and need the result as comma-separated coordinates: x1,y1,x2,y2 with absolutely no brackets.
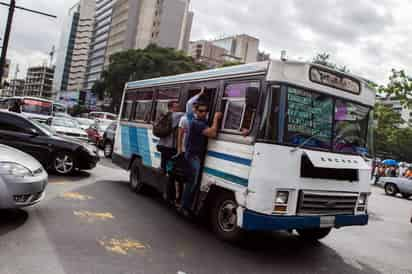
1,0,411,84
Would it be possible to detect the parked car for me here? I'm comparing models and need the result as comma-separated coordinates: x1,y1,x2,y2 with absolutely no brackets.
377,177,412,199
76,117,94,130
86,119,113,148
0,111,99,175
47,117,88,141
102,122,117,158
89,112,117,120
0,144,48,208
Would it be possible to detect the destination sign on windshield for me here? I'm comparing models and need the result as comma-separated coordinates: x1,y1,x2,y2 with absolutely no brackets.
309,66,361,95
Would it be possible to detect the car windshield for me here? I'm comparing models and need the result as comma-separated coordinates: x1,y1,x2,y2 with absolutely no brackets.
22,99,53,116
97,121,112,132
284,86,371,155
77,118,94,126
30,119,54,136
52,118,80,128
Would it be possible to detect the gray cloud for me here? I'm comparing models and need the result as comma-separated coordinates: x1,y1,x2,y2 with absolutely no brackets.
1,0,411,84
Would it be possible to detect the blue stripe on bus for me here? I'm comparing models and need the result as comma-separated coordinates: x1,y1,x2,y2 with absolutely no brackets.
204,167,249,187
207,151,252,166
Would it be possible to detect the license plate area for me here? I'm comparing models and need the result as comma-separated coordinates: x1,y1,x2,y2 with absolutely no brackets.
320,216,335,228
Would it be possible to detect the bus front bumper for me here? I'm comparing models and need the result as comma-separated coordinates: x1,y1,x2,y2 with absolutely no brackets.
242,210,368,231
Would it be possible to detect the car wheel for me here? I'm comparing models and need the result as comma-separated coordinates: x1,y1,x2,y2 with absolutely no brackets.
53,152,75,175
129,159,146,193
297,228,332,241
210,192,243,243
384,183,398,196
103,142,113,158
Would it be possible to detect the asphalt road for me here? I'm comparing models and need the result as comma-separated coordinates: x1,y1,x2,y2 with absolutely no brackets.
0,158,411,274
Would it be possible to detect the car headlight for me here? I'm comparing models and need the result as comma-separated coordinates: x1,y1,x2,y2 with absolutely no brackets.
0,162,33,177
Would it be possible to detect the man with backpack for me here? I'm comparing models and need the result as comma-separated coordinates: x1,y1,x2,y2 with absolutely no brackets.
154,101,184,173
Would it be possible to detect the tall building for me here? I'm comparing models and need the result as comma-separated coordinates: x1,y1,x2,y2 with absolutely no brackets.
83,0,193,95
189,40,227,68
5,79,25,97
212,34,259,63
67,0,96,92
1,59,10,85
104,0,193,66
24,66,55,99
83,0,116,92
376,95,412,127
53,3,81,97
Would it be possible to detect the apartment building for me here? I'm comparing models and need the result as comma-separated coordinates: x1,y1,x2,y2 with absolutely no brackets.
53,3,81,96
67,0,96,92
212,34,259,63
104,0,193,67
83,0,116,92
189,40,227,68
376,94,412,127
23,66,55,99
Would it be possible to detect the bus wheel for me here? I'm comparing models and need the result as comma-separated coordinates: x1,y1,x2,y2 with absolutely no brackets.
297,228,332,241
210,192,243,243
129,159,145,193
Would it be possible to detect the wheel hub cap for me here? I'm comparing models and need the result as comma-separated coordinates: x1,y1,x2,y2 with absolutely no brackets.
55,155,73,174
218,201,237,232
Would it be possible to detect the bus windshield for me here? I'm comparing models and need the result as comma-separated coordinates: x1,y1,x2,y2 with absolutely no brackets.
284,86,371,155
22,99,52,116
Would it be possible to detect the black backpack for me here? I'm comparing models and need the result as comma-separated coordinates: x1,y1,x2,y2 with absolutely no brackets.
153,112,173,138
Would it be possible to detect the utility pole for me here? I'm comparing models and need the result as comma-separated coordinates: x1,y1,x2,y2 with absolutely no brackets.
0,0,56,87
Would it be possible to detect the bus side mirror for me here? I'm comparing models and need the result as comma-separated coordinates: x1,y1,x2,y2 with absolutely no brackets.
246,87,259,109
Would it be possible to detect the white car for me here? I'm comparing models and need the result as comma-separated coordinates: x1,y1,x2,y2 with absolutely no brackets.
48,117,88,141
377,176,412,199
0,145,48,208
76,117,94,130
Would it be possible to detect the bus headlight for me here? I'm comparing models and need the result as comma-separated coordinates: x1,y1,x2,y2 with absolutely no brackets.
275,191,289,204
274,191,289,214
357,193,368,212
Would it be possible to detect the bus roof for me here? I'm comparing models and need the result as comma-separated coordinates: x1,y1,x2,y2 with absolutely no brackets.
4,96,53,103
125,62,269,90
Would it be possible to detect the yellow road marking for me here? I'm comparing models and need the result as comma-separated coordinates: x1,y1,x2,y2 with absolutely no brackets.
61,192,94,200
73,210,114,222
98,238,146,255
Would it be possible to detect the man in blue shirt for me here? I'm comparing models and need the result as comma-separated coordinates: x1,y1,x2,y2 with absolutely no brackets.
180,100,222,213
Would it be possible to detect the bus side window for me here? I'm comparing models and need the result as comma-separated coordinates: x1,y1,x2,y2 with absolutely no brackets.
121,101,133,121
131,89,154,123
153,88,180,122
221,81,260,134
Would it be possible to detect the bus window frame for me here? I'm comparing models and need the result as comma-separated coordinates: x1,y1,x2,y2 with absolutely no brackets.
121,100,134,121
219,78,264,137
124,88,155,124
254,81,373,156
153,86,182,123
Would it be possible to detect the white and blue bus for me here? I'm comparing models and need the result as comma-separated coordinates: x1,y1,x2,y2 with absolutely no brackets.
113,60,375,242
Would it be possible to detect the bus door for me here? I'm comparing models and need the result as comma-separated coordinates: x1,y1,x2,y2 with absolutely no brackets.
183,82,220,211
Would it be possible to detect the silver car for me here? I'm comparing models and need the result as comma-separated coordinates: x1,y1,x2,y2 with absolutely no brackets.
377,176,412,199
0,145,48,208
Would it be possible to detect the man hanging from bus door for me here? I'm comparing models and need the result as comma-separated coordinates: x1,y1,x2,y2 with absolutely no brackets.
179,99,222,215
174,89,205,207
155,101,184,203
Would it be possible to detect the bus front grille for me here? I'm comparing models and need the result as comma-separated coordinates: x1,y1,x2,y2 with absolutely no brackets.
297,191,358,215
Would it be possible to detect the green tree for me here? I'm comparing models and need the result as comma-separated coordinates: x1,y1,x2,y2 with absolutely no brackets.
220,61,244,67
101,44,207,112
378,69,412,108
312,52,349,73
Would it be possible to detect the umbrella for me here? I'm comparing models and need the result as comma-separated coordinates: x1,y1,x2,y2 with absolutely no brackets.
382,159,398,166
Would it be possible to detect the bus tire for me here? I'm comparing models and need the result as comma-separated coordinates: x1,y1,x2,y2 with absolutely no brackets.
297,228,332,241
210,191,243,243
129,159,145,193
